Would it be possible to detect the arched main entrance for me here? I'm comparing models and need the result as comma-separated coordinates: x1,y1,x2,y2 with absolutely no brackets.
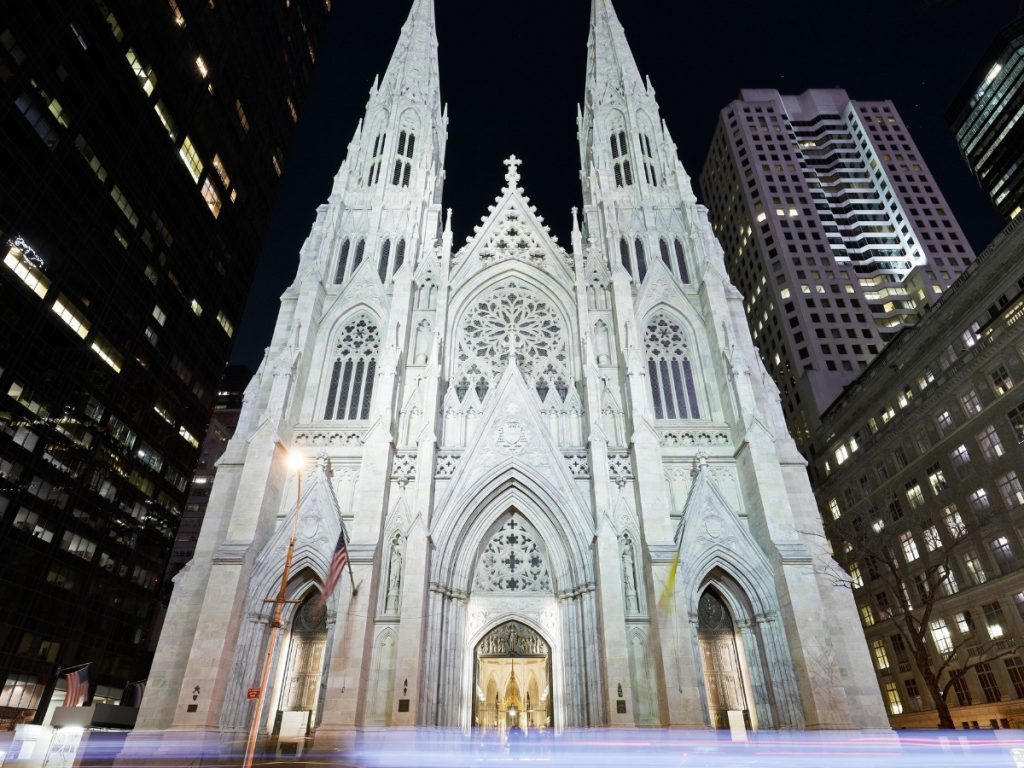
272,594,328,750
697,589,750,730
473,621,552,735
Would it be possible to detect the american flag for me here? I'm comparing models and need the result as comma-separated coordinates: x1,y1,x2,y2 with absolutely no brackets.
64,664,90,708
321,529,349,605
120,679,146,708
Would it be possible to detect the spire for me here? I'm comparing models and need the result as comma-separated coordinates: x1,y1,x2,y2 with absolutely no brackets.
376,0,441,113
586,0,646,103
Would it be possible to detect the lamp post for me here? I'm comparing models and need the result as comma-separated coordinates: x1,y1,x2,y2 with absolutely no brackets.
242,447,305,768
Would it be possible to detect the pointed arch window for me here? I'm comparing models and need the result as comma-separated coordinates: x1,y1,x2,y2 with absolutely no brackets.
645,315,700,420
367,133,386,186
635,238,648,283
640,134,657,187
619,238,632,276
659,238,672,269
377,239,391,283
610,131,633,188
335,239,351,285
324,316,381,421
353,239,366,270
392,238,406,274
674,239,690,284
392,131,415,187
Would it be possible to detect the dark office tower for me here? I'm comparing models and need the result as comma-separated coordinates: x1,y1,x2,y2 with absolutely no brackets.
0,0,330,725
948,17,1024,224
163,365,251,585
701,89,975,449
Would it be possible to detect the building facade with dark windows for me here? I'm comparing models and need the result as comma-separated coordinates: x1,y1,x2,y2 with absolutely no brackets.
811,218,1024,728
0,0,330,727
701,89,975,449
947,17,1024,225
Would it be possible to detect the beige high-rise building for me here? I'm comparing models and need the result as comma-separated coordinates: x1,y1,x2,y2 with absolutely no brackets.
701,89,975,448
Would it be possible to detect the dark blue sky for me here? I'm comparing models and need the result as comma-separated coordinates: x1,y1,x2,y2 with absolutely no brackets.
230,0,1013,370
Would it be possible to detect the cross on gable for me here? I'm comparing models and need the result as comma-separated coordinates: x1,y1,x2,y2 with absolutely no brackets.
503,155,522,187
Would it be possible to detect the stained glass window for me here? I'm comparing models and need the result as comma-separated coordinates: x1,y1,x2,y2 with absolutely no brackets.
324,315,381,420
646,315,700,420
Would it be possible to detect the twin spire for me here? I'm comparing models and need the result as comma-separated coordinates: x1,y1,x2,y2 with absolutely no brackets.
375,0,643,113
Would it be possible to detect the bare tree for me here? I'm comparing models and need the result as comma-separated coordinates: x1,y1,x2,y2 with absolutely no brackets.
816,506,1022,729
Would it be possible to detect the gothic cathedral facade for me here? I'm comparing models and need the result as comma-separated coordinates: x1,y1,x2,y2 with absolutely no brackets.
136,0,887,751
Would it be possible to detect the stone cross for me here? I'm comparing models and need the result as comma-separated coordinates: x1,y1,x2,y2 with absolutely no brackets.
504,155,522,186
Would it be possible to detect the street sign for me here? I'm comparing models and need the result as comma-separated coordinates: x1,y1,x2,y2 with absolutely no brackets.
246,688,260,700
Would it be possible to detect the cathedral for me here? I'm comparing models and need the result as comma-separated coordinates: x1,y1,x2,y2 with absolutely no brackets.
135,0,888,753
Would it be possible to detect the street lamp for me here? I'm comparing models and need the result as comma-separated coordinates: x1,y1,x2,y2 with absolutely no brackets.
242,445,303,768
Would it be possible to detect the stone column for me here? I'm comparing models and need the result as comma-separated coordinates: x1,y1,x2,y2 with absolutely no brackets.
652,572,704,728
311,554,375,752
580,586,606,726
594,522,634,725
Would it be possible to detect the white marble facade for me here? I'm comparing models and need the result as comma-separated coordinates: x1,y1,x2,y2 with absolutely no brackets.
134,0,888,751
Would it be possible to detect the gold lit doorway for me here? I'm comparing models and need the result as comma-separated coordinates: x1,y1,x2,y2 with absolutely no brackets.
473,621,552,735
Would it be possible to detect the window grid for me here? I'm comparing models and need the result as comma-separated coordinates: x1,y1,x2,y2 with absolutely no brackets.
977,662,1002,703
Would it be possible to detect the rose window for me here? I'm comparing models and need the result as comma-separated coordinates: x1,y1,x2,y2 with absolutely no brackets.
455,281,570,402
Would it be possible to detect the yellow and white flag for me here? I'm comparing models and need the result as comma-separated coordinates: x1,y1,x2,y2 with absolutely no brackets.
658,544,682,612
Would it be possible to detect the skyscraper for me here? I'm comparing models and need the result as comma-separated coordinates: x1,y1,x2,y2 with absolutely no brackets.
132,0,885,756
0,0,329,726
701,89,974,447
947,17,1024,224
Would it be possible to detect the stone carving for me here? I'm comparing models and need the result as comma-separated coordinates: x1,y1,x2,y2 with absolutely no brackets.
607,451,634,487
658,429,730,447
620,533,641,615
477,620,547,657
384,533,403,615
294,430,366,447
496,420,530,455
564,451,590,479
434,452,460,478
473,516,552,594
391,451,418,485
477,206,548,267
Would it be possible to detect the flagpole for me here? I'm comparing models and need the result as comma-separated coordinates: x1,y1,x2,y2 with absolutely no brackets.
340,517,357,595
242,448,304,768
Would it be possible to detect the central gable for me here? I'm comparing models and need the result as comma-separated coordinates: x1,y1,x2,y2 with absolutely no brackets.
450,156,575,288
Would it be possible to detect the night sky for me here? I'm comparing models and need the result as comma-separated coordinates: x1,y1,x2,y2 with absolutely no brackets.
230,0,1014,370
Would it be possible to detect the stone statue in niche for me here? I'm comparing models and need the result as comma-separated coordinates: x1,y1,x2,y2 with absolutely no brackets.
384,534,403,614
414,320,432,365
621,538,640,614
595,320,611,366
